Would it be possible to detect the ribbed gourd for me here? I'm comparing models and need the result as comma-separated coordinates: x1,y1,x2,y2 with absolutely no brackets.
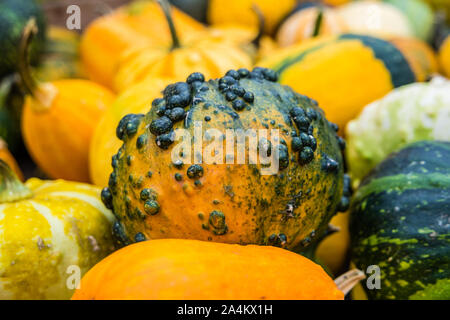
19,20,115,182
350,141,450,300
80,0,205,89
72,239,347,300
260,33,437,131
101,67,350,252
0,160,116,300
346,77,450,188
113,1,252,93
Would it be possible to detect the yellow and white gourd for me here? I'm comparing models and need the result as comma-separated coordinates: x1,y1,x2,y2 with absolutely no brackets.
0,161,116,299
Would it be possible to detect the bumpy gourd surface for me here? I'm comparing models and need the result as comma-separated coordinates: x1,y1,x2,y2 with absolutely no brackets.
0,179,115,300
350,141,450,300
72,239,344,300
102,68,349,252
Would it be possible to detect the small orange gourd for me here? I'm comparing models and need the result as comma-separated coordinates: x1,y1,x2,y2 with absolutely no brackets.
19,20,115,182
80,0,204,89
72,239,347,300
113,0,252,92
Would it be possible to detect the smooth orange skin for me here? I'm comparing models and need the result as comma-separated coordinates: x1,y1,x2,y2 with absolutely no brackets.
0,140,23,180
72,239,343,300
22,79,115,182
80,0,204,90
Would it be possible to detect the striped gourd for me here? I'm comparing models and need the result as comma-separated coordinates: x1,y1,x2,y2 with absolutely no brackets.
260,34,437,131
350,141,450,300
0,161,116,300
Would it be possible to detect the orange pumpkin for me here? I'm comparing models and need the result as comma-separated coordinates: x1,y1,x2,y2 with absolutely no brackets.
80,0,205,89
72,239,344,300
113,1,252,92
20,20,115,183
277,6,348,47
0,138,23,181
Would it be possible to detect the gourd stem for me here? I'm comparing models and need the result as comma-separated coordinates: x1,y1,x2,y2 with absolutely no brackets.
0,160,32,203
18,18,39,97
334,269,366,295
312,8,324,37
250,4,265,49
158,0,181,50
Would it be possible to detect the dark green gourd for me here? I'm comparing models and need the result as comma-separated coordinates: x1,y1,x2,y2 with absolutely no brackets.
350,141,450,300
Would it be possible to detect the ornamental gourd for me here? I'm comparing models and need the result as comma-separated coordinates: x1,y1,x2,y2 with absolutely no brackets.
346,77,450,188
208,0,297,35
33,26,86,82
0,0,46,78
383,0,434,41
113,1,252,93
90,77,174,187
0,160,116,300
72,239,353,300
276,6,348,47
0,138,23,180
101,67,350,252
435,27,450,77
260,33,437,132
80,0,204,89
19,20,116,183
337,1,414,38
350,141,450,300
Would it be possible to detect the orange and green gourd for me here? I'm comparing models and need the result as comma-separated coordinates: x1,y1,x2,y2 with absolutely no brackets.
260,33,437,132
72,239,345,300
101,67,350,252
113,0,252,93
19,19,115,183
90,77,173,187
0,160,116,300
80,0,205,90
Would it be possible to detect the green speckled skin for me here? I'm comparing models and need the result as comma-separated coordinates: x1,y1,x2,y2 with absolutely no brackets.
103,68,348,252
350,141,450,300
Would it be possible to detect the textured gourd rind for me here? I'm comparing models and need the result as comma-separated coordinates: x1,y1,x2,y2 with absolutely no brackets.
350,141,450,300
0,179,116,300
103,68,349,252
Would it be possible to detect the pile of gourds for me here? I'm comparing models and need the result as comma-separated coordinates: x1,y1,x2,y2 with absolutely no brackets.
0,0,449,300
